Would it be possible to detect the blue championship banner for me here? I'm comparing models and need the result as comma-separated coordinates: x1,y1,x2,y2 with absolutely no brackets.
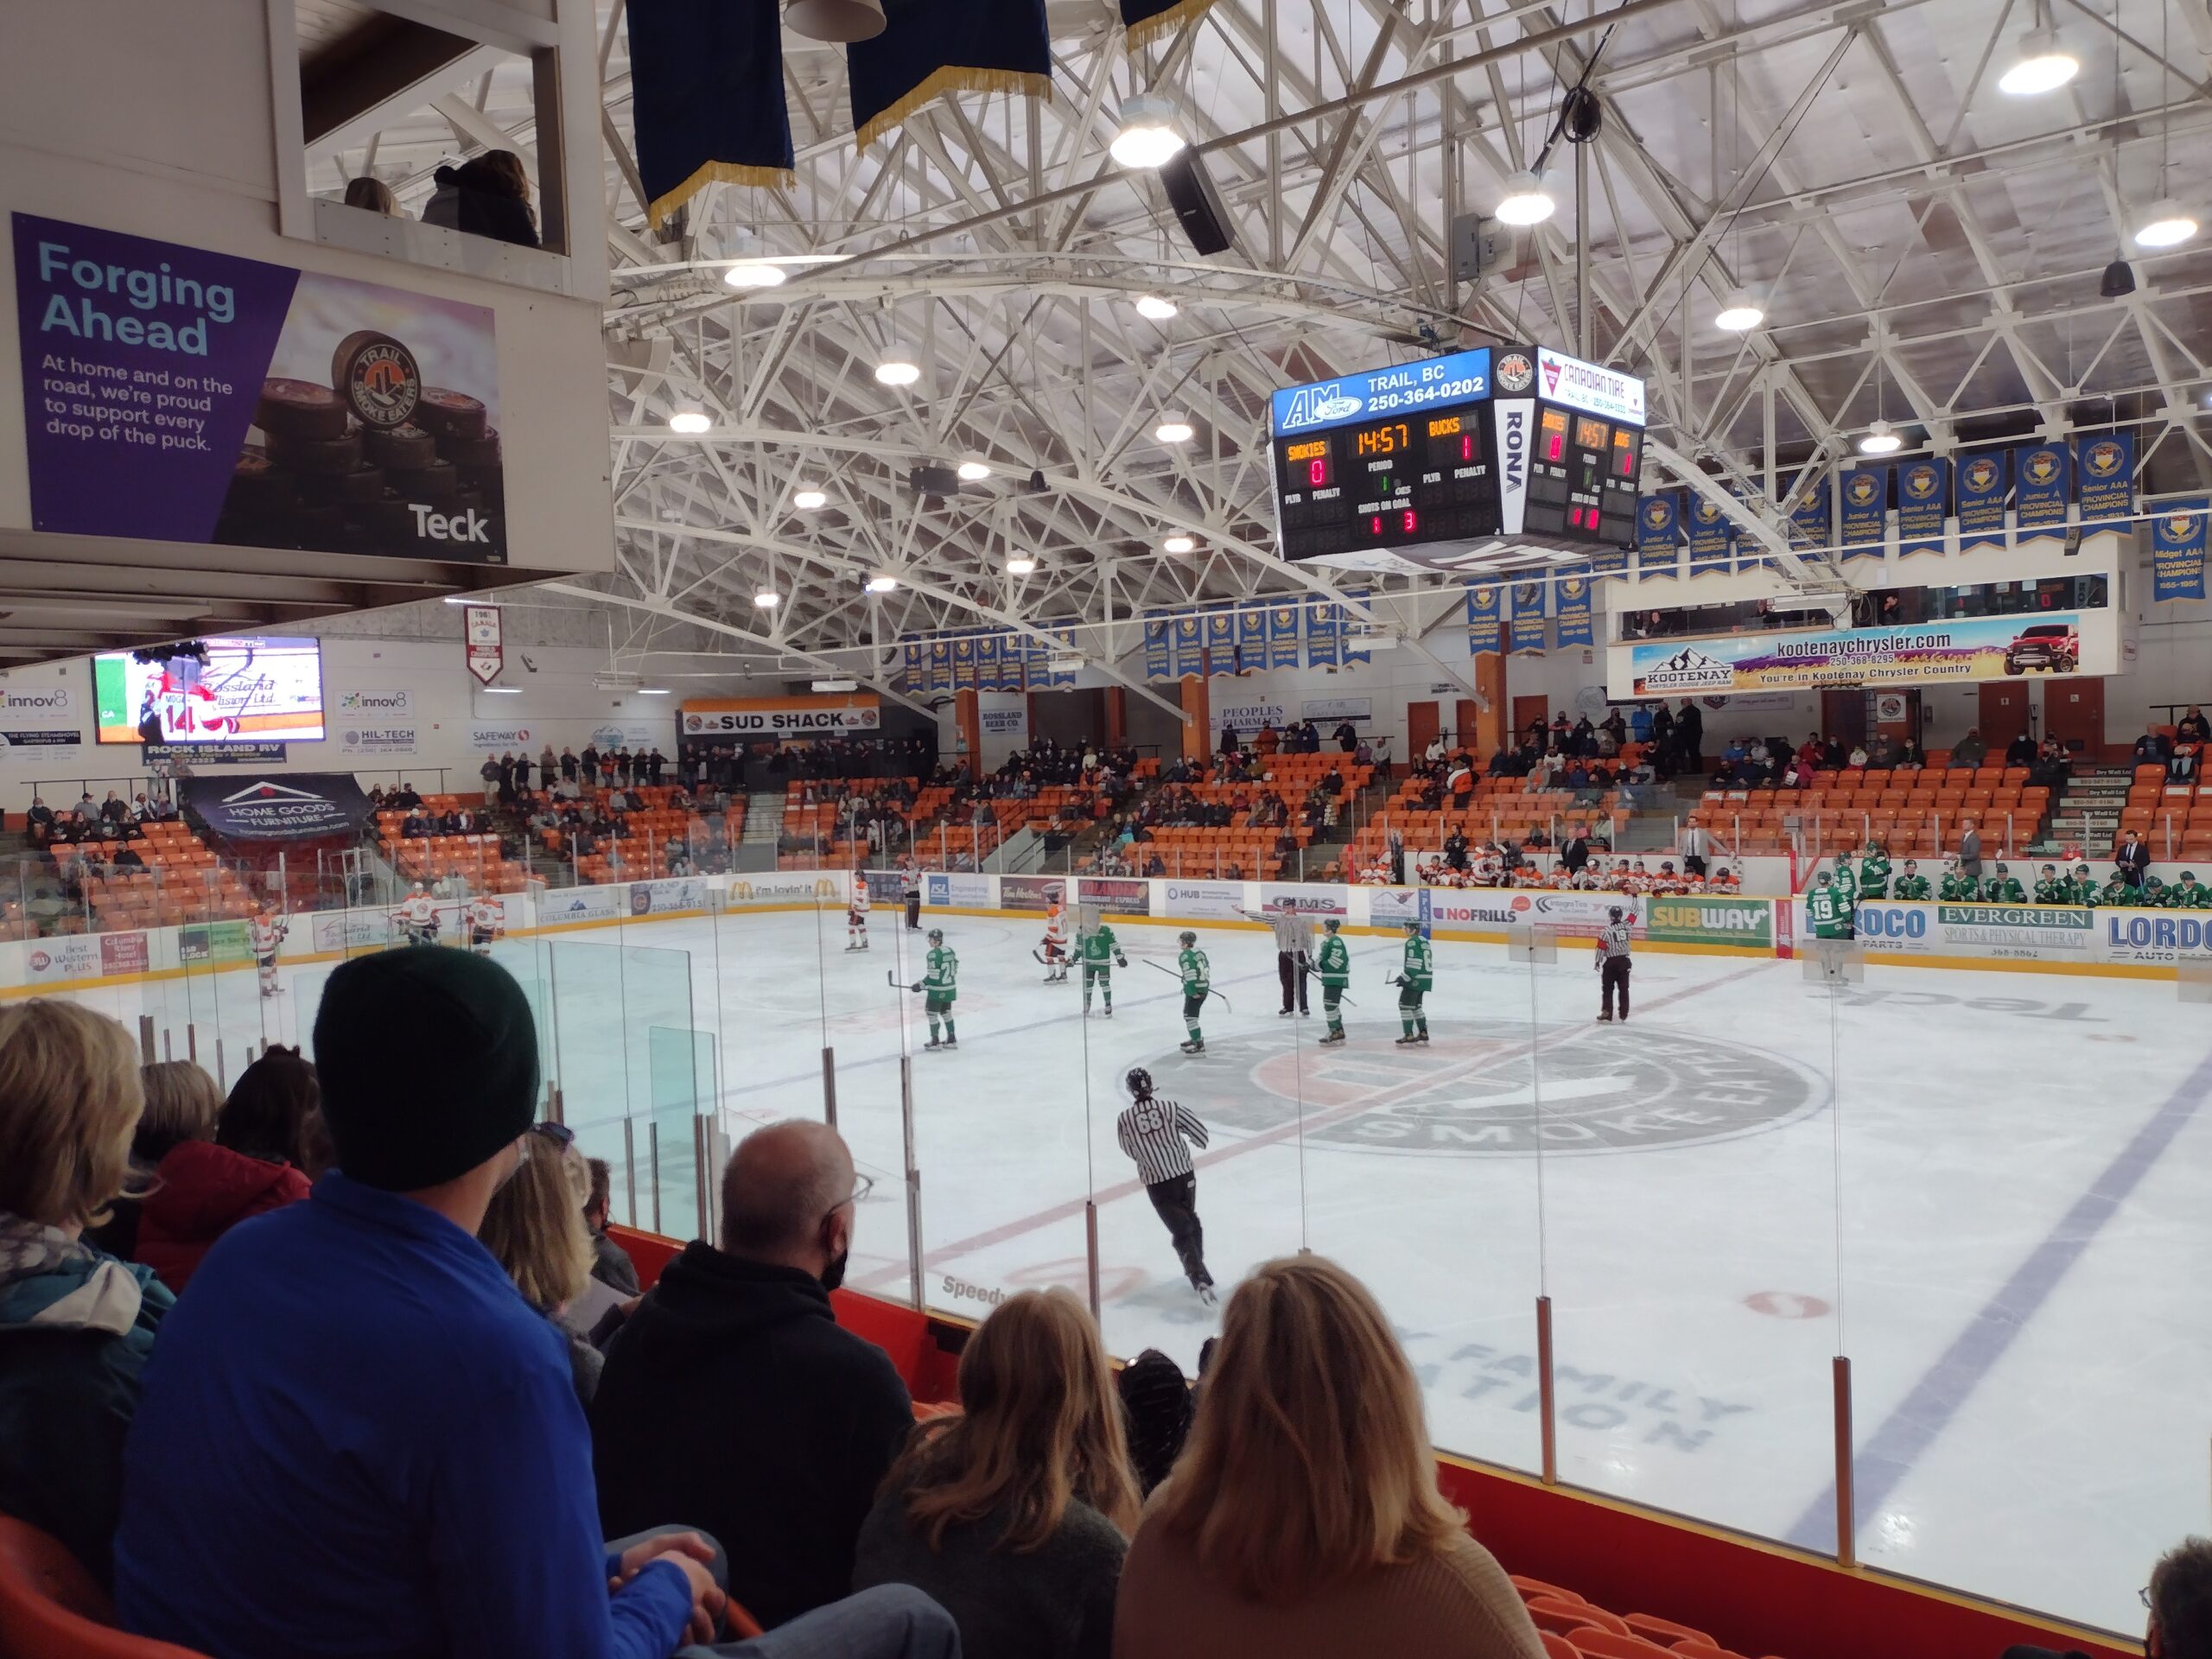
1686,494,1732,575
849,0,1053,150
2014,442,2069,540
1306,595,1339,666
1466,582,1503,655
1510,580,1546,655
1896,456,1948,558
2075,430,2134,534
1341,589,1371,664
975,632,1000,690
1955,450,2007,553
926,637,951,694
950,632,976,690
1268,602,1302,669
1171,613,1203,678
1024,632,1048,690
1236,606,1267,673
1840,465,1886,561
1555,571,1595,648
902,639,924,690
1052,626,1078,687
1204,607,1235,676
1143,613,1170,682
1636,492,1679,579
1788,485,1831,555
2152,499,2208,602
626,0,795,226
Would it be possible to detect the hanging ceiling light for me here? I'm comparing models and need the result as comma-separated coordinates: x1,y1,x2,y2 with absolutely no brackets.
1161,532,1197,554
1154,410,1195,443
791,486,828,511
1135,294,1178,321
784,0,886,43
2101,258,2138,298
1005,556,1038,575
637,687,671,696
720,228,786,288
753,589,780,608
957,457,992,481
864,575,899,593
1110,93,1185,169
2132,199,2199,249
1859,421,1904,455
1997,28,2078,96
667,407,711,435
874,355,921,387
1494,169,1555,226
1713,288,1764,331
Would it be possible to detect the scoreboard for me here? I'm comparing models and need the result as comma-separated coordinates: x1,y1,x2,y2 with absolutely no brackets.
1268,345,1645,572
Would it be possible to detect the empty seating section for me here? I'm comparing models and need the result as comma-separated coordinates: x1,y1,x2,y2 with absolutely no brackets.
1507,1575,1773,1659
2120,767,2212,860
1137,753,1354,878
39,823,240,934
1690,766,2052,860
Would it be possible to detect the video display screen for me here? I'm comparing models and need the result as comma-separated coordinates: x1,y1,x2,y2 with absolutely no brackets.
92,638,326,745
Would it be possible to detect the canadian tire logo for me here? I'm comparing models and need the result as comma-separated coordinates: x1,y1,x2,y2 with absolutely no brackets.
1639,645,1735,692
1161,1022,1819,1156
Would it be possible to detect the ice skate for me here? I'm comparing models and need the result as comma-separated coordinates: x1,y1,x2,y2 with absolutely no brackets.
924,1035,942,1050
1179,1039,1205,1055
1318,1029,1345,1046
940,1038,958,1050
1193,1278,1217,1306
1597,1011,1614,1022
1395,1033,1419,1046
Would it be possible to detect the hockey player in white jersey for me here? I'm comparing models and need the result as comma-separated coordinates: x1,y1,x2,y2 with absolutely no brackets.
846,874,871,951
247,906,288,999
465,893,504,956
1037,889,1070,982
392,884,440,947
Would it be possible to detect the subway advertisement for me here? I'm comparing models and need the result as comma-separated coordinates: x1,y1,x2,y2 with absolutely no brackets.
1615,609,2107,696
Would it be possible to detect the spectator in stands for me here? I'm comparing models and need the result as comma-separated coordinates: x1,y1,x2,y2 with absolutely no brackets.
594,1120,914,1629
449,149,539,247
343,175,397,214
514,751,533,794
2005,1535,2212,1659
0,1001,165,1588
584,1156,639,1294
854,1288,1141,1659
73,791,97,824
1560,827,1590,878
86,1060,224,1261
2005,729,2037,766
1847,741,1869,767
219,1044,328,1179
479,754,501,806
1821,734,1848,770
391,780,422,810
480,1122,603,1403
1117,1347,1195,1495
23,794,54,847
2031,738,2071,791
113,842,144,870
563,745,581,782
134,1059,311,1296
1114,1256,1545,1659
1897,735,1925,767
1952,728,1988,768
99,790,127,824
2179,706,2209,746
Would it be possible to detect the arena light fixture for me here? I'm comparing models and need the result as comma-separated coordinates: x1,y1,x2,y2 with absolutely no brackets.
483,685,522,694
723,259,787,289
753,589,780,608
865,575,899,593
1858,420,1904,455
1005,556,1038,575
874,355,921,387
1162,531,1197,554
637,686,671,696
1495,169,1555,226
1713,288,1764,332
1135,294,1178,321
957,457,993,482
667,407,712,435
1154,410,1195,444
1109,93,1185,169
2132,200,2199,249
1997,29,2078,96
791,486,828,511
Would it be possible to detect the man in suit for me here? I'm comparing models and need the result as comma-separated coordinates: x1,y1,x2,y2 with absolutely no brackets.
1958,817,1984,887
2115,831,2152,891
1560,829,1591,877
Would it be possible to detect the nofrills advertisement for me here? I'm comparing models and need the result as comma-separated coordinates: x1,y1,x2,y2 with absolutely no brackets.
1426,890,1640,933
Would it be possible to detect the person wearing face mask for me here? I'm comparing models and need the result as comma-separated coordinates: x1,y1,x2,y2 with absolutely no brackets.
592,1121,915,1630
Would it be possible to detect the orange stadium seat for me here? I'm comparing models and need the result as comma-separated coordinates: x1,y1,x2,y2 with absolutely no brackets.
0,1518,208,1658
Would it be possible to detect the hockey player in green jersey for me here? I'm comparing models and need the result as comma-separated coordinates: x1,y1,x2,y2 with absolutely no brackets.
1891,859,1931,900
1856,841,1891,900
1828,849,1858,900
1807,869,1855,939
1391,919,1433,1046
2101,872,2135,906
2167,871,2212,909
907,927,959,1050
2070,863,2101,906
1079,917,1128,1017
1310,918,1351,1046
2032,863,2070,905
1175,931,1211,1054
2143,874,2168,907
1984,862,2027,904
1939,856,1980,902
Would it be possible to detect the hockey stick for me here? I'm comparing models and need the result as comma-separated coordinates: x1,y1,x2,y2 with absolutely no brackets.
1141,957,1234,1012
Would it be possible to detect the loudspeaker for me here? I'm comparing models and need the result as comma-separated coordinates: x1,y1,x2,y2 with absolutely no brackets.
1160,149,1235,257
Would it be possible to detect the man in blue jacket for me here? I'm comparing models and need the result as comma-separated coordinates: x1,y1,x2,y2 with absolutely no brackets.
113,948,954,1659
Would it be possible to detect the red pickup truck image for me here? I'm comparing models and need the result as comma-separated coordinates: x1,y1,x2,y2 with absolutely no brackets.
2003,621,2079,675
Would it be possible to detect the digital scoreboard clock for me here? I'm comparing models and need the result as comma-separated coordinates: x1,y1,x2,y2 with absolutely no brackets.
1268,345,1646,573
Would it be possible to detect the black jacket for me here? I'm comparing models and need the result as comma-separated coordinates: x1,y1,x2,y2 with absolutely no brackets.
590,1244,912,1628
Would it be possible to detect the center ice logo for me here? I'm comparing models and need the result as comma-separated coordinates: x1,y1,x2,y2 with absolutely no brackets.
1159,1022,1818,1156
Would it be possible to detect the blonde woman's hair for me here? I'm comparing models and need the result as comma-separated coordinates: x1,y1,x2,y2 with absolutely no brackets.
1147,1255,1464,1601
0,1001,144,1229
135,1060,222,1163
887,1287,1141,1552
478,1131,594,1312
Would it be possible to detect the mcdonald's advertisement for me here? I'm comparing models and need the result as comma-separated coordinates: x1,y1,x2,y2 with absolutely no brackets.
1615,610,2107,696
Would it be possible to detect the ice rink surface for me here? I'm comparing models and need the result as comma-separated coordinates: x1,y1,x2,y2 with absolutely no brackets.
58,902,2212,1637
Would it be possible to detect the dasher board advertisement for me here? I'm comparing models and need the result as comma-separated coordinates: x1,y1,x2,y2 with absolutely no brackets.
92,638,324,744
13,213,506,564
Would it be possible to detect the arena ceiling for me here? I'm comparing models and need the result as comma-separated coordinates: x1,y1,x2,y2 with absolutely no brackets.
313,0,2212,705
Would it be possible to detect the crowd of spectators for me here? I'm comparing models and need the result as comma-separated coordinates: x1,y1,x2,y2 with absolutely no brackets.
22,788,179,850
683,735,938,791
2134,707,2207,782
349,148,541,248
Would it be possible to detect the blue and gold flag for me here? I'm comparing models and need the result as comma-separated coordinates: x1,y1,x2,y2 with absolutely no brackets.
1267,602,1302,669
1510,581,1546,655
1554,570,1595,648
1896,456,1948,558
1955,450,2007,553
1465,583,1503,655
1122,0,1217,49
1305,596,1339,667
1839,465,1886,561
1236,607,1266,672
2075,429,2135,534
1144,614,1170,682
2014,442,2070,541
1635,493,1678,578
626,0,794,227
2152,500,2208,602
1341,589,1371,664
849,0,1052,149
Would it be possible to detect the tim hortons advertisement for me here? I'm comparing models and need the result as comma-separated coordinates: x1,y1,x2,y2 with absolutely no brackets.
999,874,1073,913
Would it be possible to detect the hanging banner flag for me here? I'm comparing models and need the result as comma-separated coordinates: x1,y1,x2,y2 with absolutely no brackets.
1466,583,1503,655
1204,607,1236,676
1341,590,1371,664
2151,499,2209,602
1635,493,1679,579
1510,581,1547,655
1840,465,1887,561
1587,541,1630,580
1685,494,1732,574
926,638,952,695
2014,442,2070,540
975,632,1000,690
1267,602,1302,669
1121,0,1217,48
1143,614,1170,682
1171,613,1203,678
2075,429,2135,533
1555,571,1596,648
1236,607,1267,672
903,639,925,690
626,0,795,227
849,0,1053,149
1052,626,1079,687
1955,450,2008,553
1306,595,1339,667
1895,456,1949,558
1788,486,1831,555
949,632,976,690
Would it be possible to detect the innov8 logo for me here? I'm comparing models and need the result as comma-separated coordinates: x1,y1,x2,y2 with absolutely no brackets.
1857,905,1927,940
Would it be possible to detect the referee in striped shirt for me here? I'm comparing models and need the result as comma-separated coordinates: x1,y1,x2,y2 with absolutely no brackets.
1116,1068,1217,1305
1595,905,1633,1023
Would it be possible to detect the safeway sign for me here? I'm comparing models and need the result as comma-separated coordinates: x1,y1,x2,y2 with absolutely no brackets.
681,695,880,739
465,605,503,687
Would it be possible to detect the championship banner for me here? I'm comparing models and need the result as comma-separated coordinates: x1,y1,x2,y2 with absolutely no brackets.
1267,602,1302,669
903,639,925,690
1624,611,2090,695
1685,494,1732,575
1204,607,1235,677
950,633,976,690
1306,596,1339,666
975,632,999,692
1788,486,1831,554
1554,571,1595,649
1143,614,1170,682
1023,632,1049,691
1896,456,1948,558
1121,0,1216,49
1586,541,1630,579
1955,450,2007,552
1341,589,1371,664
1510,581,1546,655
1465,582,1503,655
926,638,951,694
1635,493,1679,578
2014,442,2069,539
2151,499,2209,603
1172,613,1203,677
1236,607,1267,672
181,774,373,842
1052,626,1079,687
1839,465,1886,560
849,0,1053,150
2075,429,2134,533
625,0,794,228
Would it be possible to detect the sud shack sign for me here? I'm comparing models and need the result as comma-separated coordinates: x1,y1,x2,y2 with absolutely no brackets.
681,695,881,740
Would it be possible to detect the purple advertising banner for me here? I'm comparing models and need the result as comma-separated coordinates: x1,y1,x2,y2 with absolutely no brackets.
13,213,506,564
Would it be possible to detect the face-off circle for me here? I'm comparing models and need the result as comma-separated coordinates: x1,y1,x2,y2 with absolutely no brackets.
1154,1020,1821,1157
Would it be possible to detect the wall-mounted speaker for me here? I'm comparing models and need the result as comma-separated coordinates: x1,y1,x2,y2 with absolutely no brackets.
1160,149,1235,257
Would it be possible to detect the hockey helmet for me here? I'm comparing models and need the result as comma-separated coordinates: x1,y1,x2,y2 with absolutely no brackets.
1125,1066,1153,1099
1608,906,1624,923
2040,863,2056,876
2075,863,2091,876
1322,917,1342,932
927,927,944,944
1659,861,1675,873
1179,930,1198,946
1994,862,2010,875
1402,918,1422,932
1815,870,1832,885
2184,871,2200,883
2146,874,2166,891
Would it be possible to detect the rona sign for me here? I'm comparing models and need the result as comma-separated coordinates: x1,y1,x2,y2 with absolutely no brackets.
681,694,880,740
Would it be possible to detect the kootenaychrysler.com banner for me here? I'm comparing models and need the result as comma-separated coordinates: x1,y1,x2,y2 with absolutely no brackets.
1620,610,2099,696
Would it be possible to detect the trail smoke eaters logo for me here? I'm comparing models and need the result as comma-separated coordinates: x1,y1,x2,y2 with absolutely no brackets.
1159,1021,1819,1156
1497,353,1534,392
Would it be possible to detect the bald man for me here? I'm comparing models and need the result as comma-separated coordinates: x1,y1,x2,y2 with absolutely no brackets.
592,1122,913,1630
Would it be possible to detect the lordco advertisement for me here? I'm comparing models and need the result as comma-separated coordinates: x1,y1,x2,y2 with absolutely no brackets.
1625,612,2092,695
15,213,507,564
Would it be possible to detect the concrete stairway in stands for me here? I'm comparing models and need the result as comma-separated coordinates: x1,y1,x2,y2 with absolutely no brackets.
742,790,784,845
2048,766,2131,855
